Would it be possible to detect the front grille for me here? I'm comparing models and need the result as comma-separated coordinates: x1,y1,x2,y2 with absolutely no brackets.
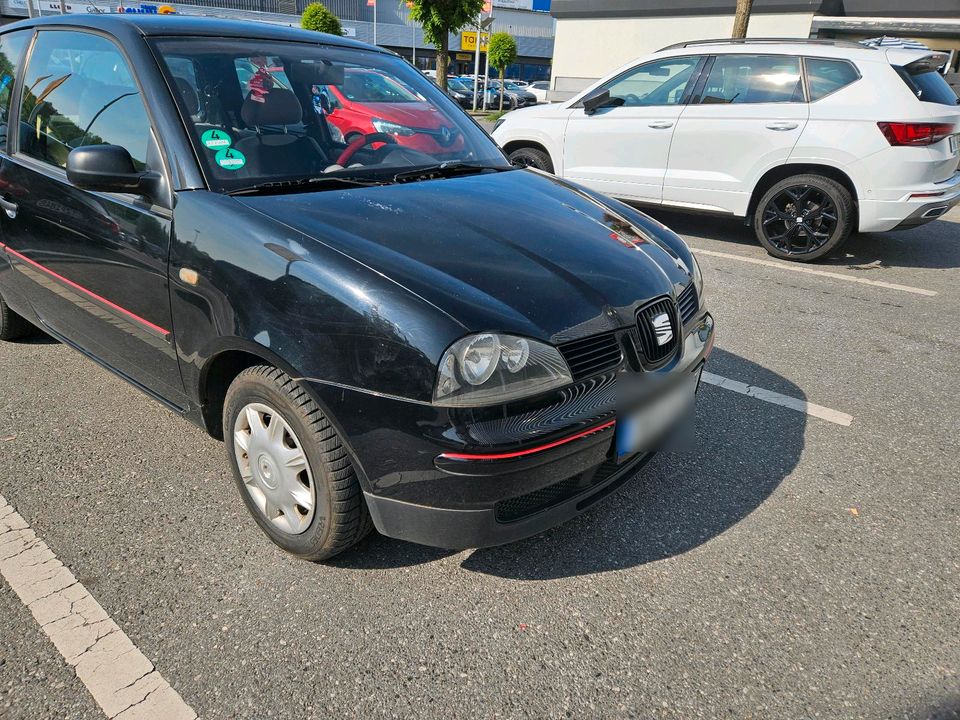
635,297,679,367
558,333,623,381
494,455,647,523
677,283,699,326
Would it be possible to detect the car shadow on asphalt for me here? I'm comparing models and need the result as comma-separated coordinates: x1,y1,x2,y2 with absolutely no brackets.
645,207,960,271
333,350,807,579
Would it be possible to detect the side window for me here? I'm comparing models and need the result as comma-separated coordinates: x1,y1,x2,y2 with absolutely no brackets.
18,30,154,171
699,55,803,104
600,56,700,107
0,30,30,149
805,58,859,101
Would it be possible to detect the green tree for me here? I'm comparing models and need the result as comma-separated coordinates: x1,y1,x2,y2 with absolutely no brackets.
408,0,485,90
487,32,517,112
301,3,344,36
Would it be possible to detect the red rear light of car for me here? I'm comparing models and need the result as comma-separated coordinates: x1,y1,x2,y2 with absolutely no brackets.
877,122,955,146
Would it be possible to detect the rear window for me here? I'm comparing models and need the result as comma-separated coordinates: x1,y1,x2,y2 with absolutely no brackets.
805,58,859,101
896,67,960,106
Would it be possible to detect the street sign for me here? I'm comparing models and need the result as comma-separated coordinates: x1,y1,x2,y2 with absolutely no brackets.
461,31,490,53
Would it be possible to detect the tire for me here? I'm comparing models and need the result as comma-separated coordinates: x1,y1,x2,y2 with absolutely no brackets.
0,291,33,341
753,174,854,262
507,146,554,173
223,365,373,561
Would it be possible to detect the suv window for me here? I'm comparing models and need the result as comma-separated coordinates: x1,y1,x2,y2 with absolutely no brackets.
599,56,700,107
0,30,30,149
805,58,859,101
18,30,154,171
699,55,803,104
896,67,960,106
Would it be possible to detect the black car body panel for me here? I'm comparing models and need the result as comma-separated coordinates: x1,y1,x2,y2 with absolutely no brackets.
0,15,714,551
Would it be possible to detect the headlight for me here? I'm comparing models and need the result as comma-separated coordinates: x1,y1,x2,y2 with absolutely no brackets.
453,92,468,99
691,253,704,298
434,333,573,407
371,118,416,136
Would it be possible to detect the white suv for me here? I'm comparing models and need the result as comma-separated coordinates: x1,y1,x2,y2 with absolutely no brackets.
492,39,960,262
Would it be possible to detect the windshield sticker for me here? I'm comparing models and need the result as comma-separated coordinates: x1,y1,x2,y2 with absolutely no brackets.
215,148,246,171
200,129,232,150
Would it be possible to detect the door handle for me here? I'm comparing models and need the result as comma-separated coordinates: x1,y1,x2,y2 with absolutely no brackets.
766,121,799,131
648,121,674,129
0,197,17,219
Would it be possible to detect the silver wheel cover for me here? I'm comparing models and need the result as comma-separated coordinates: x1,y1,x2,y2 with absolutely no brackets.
233,403,316,535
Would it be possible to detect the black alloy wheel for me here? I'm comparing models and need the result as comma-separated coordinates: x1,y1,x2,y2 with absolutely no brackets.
753,174,854,262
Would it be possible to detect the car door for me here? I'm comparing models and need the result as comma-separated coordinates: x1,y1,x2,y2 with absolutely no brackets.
663,54,809,215
0,28,186,406
561,55,704,204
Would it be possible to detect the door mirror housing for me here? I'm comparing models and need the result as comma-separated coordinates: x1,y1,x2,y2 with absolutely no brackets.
66,145,160,198
582,88,618,115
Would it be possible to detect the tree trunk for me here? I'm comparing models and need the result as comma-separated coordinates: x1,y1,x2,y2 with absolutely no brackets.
731,0,753,39
499,67,504,112
437,34,449,90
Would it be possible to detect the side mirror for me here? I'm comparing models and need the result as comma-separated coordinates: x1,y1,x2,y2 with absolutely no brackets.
582,88,613,115
66,145,159,198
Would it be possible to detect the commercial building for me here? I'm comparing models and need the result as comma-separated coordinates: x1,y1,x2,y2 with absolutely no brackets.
0,0,556,81
549,0,960,98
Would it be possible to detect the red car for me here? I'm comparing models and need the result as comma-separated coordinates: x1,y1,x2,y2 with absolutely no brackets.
315,69,465,156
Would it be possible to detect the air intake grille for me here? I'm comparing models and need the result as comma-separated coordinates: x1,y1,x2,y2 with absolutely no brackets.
677,283,699,326
635,298,679,367
558,333,623,381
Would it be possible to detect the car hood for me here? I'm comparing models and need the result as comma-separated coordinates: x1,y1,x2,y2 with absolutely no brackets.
236,169,693,342
351,102,448,129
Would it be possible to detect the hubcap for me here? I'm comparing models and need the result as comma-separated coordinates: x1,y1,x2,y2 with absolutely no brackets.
761,185,839,255
233,403,315,535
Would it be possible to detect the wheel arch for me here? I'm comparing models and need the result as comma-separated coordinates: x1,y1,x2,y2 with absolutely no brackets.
501,139,557,169
748,163,859,221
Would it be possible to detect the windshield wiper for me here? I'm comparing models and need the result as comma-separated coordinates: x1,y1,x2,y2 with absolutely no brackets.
392,161,511,184
227,175,382,196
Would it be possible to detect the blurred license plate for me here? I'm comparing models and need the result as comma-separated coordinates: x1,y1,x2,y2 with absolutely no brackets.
616,367,702,459
951,134,959,156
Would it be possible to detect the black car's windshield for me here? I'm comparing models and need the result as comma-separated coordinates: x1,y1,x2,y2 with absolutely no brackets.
150,38,510,192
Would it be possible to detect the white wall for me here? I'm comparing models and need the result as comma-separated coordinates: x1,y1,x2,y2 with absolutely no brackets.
551,12,815,94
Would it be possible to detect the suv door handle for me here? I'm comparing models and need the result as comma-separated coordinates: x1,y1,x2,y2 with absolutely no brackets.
0,197,17,219
766,121,799,131
648,121,674,129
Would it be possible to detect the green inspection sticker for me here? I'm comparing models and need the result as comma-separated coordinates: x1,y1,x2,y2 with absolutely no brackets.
200,129,232,150
215,148,246,171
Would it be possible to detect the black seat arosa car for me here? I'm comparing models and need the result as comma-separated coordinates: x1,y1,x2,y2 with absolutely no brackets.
0,15,714,560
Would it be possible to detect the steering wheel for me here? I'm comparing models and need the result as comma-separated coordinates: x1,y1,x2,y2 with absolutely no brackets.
336,132,398,167
623,93,642,105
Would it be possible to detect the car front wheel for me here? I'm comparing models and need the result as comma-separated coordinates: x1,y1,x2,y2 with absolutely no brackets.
507,147,554,173
753,174,854,262
0,292,33,341
224,365,372,561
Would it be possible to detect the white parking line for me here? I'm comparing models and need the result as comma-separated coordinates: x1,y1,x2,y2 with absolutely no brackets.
702,371,854,426
0,494,197,720
690,247,937,297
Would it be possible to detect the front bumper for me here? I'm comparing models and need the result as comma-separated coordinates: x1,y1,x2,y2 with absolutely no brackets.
306,312,714,550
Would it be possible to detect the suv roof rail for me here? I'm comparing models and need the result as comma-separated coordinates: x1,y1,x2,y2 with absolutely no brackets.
658,37,872,52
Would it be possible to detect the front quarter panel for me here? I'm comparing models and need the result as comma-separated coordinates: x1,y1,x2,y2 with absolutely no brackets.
492,105,571,174
169,191,464,407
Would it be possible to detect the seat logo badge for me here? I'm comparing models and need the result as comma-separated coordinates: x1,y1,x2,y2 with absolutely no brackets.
651,313,673,346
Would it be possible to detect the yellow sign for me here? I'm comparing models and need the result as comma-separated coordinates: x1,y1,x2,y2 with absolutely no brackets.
461,31,490,53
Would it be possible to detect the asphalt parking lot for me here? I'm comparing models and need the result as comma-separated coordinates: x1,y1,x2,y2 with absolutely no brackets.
2,200,959,719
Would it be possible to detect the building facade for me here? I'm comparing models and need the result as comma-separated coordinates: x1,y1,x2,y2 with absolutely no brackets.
549,0,960,98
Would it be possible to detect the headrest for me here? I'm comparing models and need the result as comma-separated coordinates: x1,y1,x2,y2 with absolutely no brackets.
241,88,302,127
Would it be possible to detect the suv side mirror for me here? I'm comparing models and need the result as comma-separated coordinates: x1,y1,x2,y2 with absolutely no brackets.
582,89,614,115
66,145,160,198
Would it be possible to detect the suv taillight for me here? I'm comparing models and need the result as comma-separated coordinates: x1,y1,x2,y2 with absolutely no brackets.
877,121,955,146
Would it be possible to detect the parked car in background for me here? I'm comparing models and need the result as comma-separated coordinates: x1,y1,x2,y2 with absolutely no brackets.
446,77,474,108
528,80,550,103
489,79,538,109
494,39,960,262
0,14,713,561
315,67,465,155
